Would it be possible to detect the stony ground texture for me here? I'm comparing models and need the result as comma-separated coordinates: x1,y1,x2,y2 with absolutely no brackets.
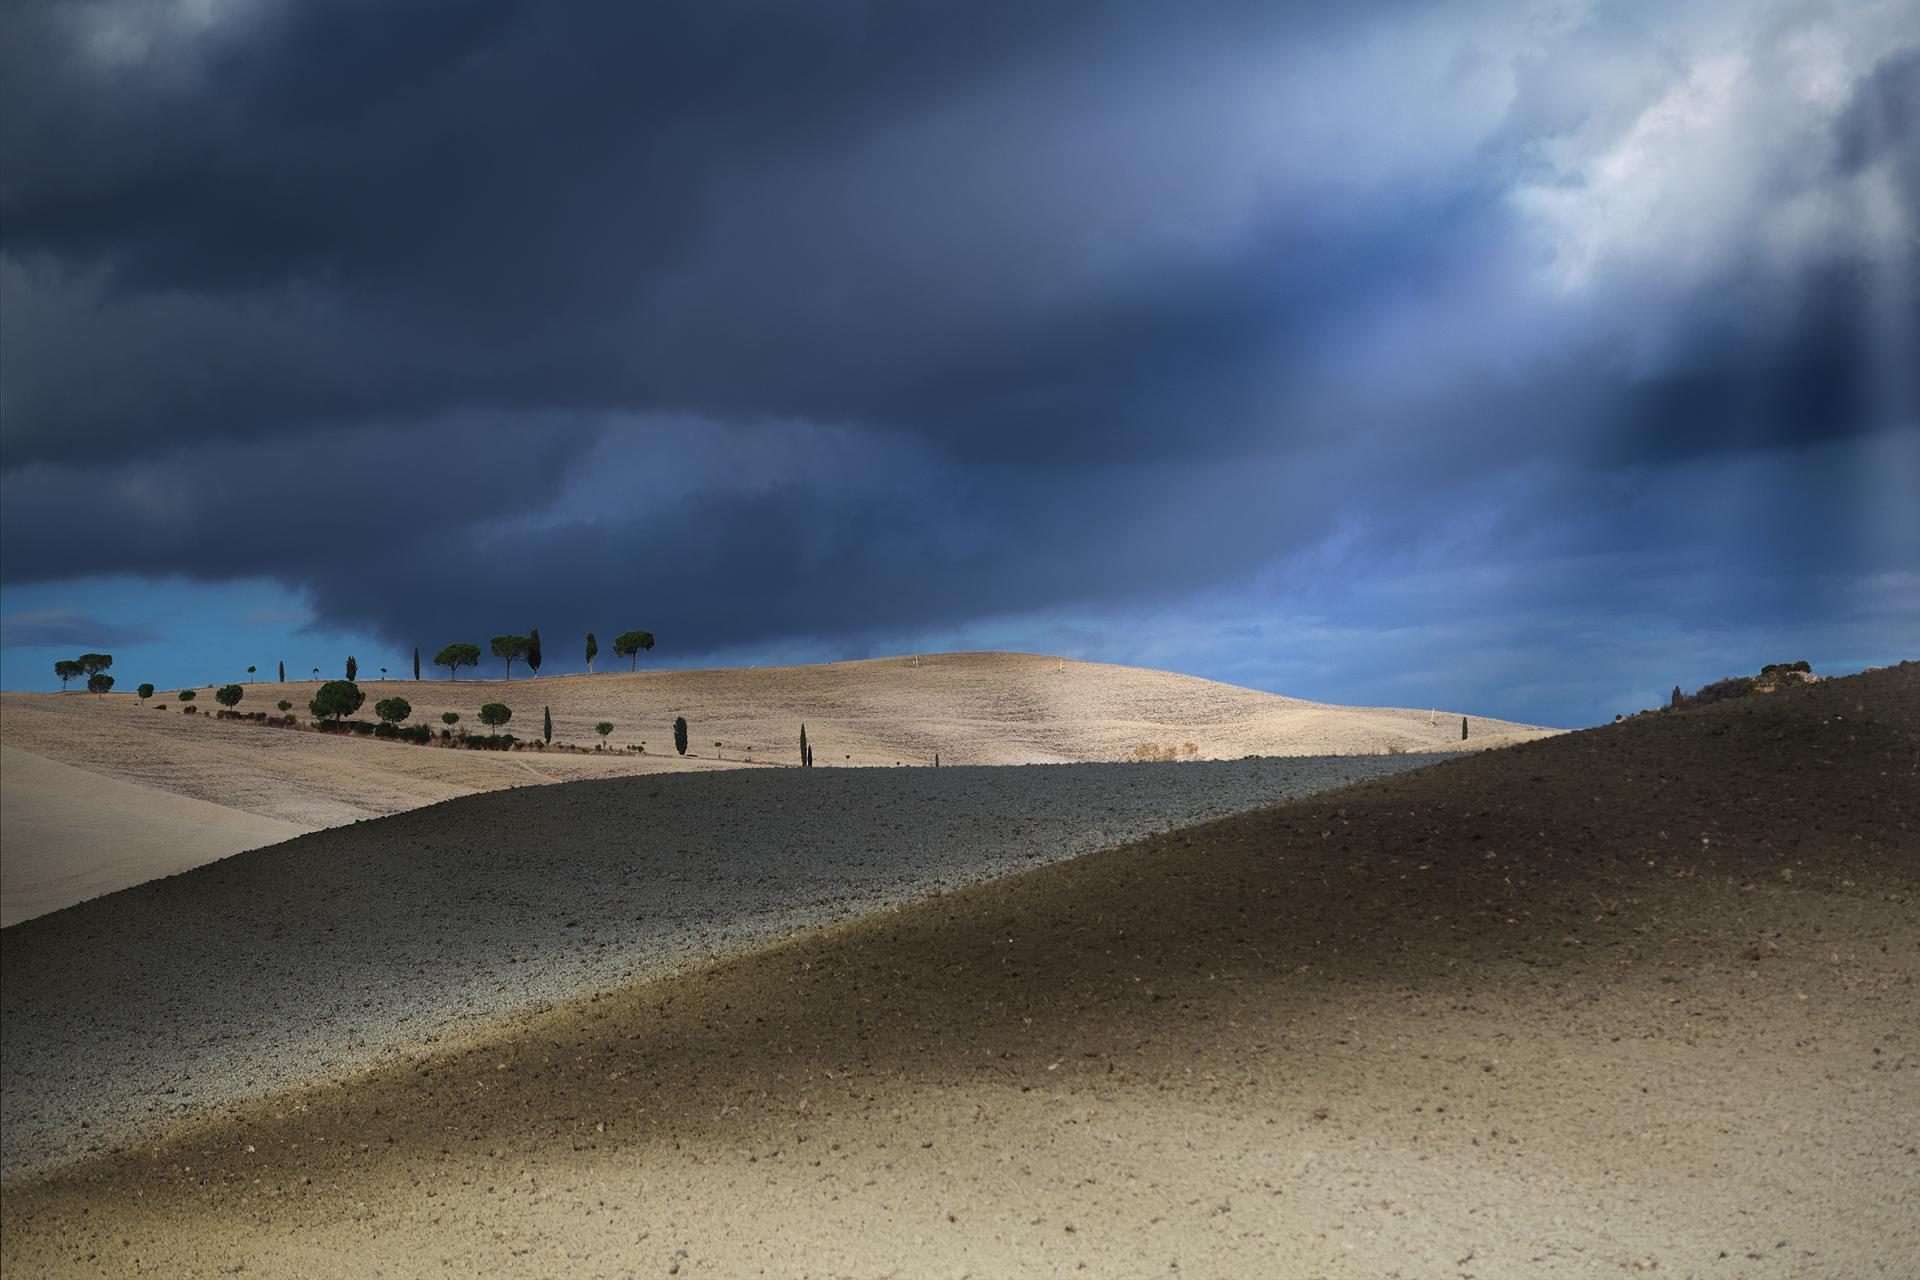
2,666,1911,1278
0,754,1437,1179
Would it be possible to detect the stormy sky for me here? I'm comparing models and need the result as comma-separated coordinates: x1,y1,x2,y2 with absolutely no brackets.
2,0,1915,724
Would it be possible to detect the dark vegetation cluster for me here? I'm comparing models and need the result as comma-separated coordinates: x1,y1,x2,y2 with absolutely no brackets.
53,627,839,765
1668,661,1817,712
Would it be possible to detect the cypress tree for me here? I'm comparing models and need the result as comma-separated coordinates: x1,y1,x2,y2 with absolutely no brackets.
414,647,421,681
673,715,689,756
278,660,285,682
346,655,358,681
1461,716,1468,741
544,705,553,743
585,632,598,674
800,723,808,767
528,629,543,678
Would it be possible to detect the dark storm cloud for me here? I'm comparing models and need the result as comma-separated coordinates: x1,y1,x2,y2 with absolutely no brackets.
2,0,1916,671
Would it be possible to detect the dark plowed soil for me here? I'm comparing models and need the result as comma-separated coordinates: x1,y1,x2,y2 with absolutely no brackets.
3,664,1915,1278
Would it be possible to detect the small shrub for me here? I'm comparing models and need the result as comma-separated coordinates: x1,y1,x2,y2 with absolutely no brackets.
442,711,460,727
183,704,197,714
278,700,293,712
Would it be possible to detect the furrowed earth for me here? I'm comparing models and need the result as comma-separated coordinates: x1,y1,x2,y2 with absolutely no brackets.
0,664,1911,1277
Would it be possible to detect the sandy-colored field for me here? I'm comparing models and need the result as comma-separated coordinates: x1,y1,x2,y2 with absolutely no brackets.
0,746,307,928
1,666,1909,1277
0,653,1553,924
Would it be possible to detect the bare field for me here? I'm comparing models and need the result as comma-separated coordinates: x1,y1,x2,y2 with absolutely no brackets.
1,652,1553,923
1,667,1910,1278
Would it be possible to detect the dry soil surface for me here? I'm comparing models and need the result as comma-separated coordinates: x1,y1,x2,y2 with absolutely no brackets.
0,754,1447,1179
0,653,1553,924
7,669,1903,1279
0,746,307,928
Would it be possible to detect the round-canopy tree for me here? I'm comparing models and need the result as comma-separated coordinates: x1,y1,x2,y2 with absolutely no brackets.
215,684,244,710
137,683,155,702
442,711,460,726
277,700,293,712
310,680,365,722
247,665,257,682
79,653,113,678
613,630,654,671
54,659,84,690
177,689,197,702
88,673,115,695
596,721,614,742
375,696,412,725
435,643,481,680
478,703,512,731
490,635,531,679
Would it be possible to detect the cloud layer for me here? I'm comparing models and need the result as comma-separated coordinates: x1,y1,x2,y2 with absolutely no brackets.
2,0,1916,719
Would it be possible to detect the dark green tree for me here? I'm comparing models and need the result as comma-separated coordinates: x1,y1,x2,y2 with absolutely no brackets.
596,720,614,742
79,653,113,677
177,689,197,702
585,632,598,673
88,673,115,695
216,683,244,709
310,680,365,722
800,723,808,767
345,655,358,681
375,696,412,724
527,629,543,678
1670,685,1683,708
442,711,460,727
54,659,83,690
278,660,285,682
413,647,421,680
490,635,531,679
137,683,155,702
673,715,688,756
435,643,481,680
613,630,654,671
543,705,553,743
478,702,512,731
278,700,293,712
247,665,257,683
1461,716,1468,741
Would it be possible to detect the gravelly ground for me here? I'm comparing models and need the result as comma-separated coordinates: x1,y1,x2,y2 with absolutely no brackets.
0,753,1446,1177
